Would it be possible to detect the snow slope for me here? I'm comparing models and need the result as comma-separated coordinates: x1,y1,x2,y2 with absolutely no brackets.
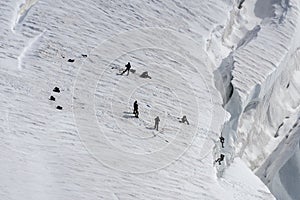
0,0,279,199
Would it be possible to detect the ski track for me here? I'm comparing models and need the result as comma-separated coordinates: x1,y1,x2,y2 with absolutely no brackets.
0,0,274,199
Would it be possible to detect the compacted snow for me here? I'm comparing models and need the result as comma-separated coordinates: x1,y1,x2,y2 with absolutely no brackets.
1,0,299,199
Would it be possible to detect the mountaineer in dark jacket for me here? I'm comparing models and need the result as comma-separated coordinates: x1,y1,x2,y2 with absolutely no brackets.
180,115,189,125
215,154,225,165
121,62,131,75
133,100,139,118
154,116,160,131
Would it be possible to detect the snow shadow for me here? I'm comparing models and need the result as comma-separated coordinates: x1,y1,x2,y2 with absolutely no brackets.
122,111,137,119
254,0,288,19
123,111,133,114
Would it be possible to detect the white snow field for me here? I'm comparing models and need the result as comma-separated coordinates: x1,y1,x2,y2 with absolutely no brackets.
0,0,299,199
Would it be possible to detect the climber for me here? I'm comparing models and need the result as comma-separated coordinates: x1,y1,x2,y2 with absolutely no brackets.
215,154,225,165
154,116,160,131
180,115,189,125
133,101,139,118
220,136,225,148
120,62,131,75
140,71,152,79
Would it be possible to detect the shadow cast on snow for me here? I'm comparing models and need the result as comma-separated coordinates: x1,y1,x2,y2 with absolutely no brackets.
146,127,155,130
122,111,137,119
123,111,133,114
122,115,136,119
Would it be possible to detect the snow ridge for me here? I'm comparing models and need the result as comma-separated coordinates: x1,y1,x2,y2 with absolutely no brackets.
213,0,300,198
256,117,300,200
18,30,45,70
215,1,299,175
12,0,39,32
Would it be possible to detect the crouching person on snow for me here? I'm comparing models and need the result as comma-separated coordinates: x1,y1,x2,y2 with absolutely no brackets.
180,115,189,125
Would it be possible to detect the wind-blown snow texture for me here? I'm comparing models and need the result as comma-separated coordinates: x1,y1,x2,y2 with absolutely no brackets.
1,0,299,199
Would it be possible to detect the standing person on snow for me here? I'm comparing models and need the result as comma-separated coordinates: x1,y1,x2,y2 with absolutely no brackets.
133,100,139,118
154,116,160,131
121,62,131,75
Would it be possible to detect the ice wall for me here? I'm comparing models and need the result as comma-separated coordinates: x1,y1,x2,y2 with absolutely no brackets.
256,119,300,200
213,0,300,198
